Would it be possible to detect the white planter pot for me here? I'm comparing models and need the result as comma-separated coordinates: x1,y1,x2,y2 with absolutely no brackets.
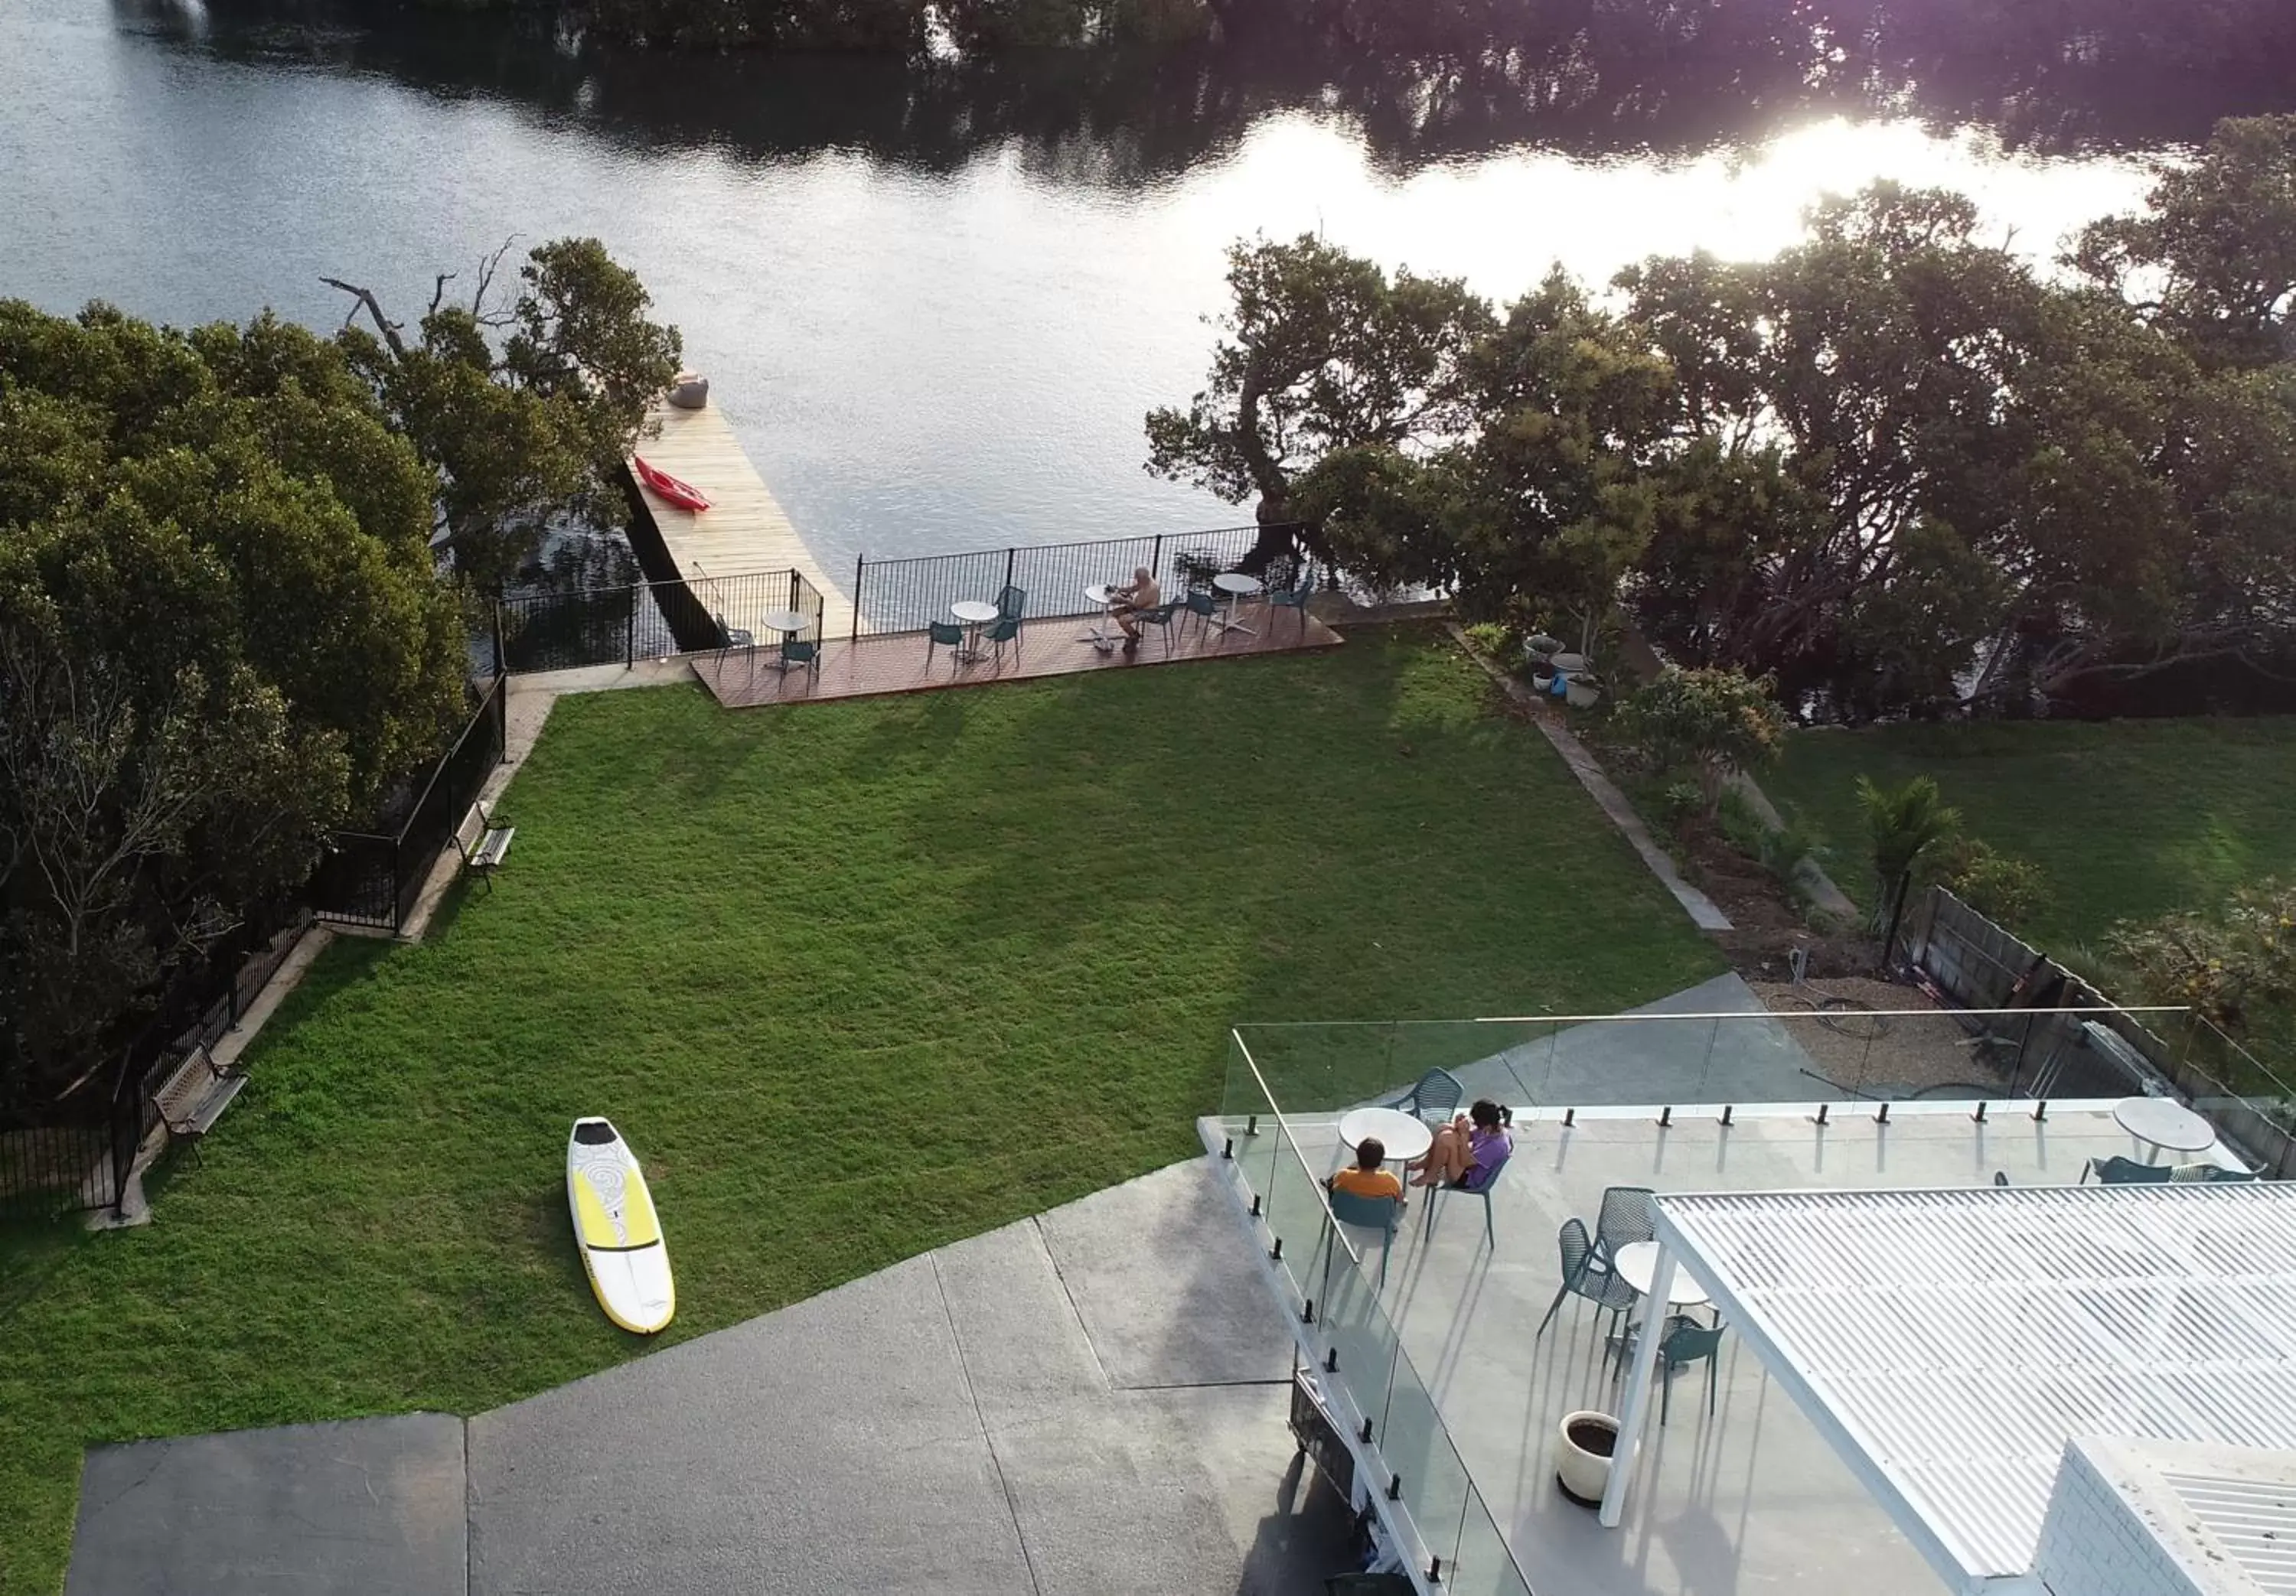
1564,676,1603,709
1557,1411,1619,1506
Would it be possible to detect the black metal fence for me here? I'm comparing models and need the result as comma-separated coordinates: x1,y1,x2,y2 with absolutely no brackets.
0,906,317,1219
310,676,510,934
846,524,1301,640
491,568,827,673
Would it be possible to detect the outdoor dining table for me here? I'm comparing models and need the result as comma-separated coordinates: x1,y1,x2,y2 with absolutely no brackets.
2112,1094,2216,1162
1210,572,1264,637
1080,584,1119,650
1335,1106,1434,1168
759,607,809,670
950,598,1000,663
1610,1241,1712,1311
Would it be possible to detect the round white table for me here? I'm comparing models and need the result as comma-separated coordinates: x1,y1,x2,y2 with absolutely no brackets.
2113,1095,2216,1161
1610,1241,1711,1309
951,599,1000,662
1211,572,1264,637
1335,1106,1434,1167
1080,584,1118,650
758,608,810,673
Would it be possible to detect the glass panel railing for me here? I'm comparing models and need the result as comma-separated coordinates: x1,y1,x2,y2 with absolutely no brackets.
1268,1118,1333,1314
1378,1323,1473,1585
1316,1204,1399,1449
1446,1484,1533,1596
1224,1030,1284,1225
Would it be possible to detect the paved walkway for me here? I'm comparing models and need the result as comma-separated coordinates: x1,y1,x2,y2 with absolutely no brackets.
67,1161,1354,1595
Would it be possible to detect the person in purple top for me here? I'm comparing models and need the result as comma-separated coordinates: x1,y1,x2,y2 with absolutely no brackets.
1406,1099,1512,1193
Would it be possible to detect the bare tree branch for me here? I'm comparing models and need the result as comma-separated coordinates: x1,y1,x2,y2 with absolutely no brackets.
428,272,457,316
319,276,407,359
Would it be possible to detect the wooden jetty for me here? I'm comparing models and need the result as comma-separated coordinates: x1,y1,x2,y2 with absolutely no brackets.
627,398,854,640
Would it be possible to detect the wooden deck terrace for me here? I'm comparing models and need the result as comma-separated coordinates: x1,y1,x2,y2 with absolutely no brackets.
690,601,1344,708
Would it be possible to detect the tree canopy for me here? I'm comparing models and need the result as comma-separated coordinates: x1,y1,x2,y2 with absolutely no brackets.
325,237,684,593
1156,116,2296,719
0,302,467,1116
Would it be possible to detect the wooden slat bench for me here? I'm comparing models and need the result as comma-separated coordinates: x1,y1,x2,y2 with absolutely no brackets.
453,798,515,891
152,1048,248,1170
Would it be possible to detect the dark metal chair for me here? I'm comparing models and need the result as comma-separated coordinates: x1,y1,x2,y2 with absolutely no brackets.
1267,564,1317,632
996,585,1027,622
1326,1187,1401,1288
985,614,1022,665
1593,1185,1657,1265
1379,1067,1463,1127
926,620,965,669
776,638,820,676
1539,1217,1637,1337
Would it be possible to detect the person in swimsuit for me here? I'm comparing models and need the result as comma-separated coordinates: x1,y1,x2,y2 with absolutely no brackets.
1406,1099,1512,1190
1106,567,1161,652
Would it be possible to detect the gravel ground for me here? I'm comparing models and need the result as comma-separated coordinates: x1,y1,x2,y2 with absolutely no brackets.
1748,976,2016,1099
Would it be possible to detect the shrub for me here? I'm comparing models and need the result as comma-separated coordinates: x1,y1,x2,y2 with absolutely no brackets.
1855,774,1961,909
2105,878,2296,1032
1613,666,1790,820
1460,620,1515,660
1941,839,2050,929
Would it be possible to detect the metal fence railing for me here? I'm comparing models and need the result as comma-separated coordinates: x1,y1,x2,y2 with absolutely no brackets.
310,675,510,935
846,524,1303,640
491,567,827,673
0,904,316,1220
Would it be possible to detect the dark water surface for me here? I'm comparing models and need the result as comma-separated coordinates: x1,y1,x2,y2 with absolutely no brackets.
3,0,2289,575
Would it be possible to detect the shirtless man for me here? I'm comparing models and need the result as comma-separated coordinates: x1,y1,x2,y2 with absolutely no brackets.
1106,566,1161,653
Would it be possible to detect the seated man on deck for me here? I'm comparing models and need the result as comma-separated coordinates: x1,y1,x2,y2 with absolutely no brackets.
1107,567,1160,653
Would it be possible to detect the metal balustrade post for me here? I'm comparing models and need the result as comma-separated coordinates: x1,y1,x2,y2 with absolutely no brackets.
625,588,636,668
852,553,865,643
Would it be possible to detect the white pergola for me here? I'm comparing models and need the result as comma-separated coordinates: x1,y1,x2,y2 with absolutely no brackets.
1602,1183,2296,1593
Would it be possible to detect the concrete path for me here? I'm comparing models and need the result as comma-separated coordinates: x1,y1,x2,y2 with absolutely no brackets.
1437,971,1824,1109
67,1162,1352,1596
66,1414,467,1596
1449,626,1731,933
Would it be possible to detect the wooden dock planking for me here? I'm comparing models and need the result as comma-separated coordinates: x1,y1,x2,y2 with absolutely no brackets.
690,604,1345,709
629,400,854,640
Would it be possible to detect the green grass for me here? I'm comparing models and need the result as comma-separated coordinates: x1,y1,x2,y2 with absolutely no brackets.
0,627,1720,1594
1764,717,2296,946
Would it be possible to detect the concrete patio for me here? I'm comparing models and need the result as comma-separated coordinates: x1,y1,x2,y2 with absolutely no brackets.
1215,1099,2219,1596
67,1162,1355,1596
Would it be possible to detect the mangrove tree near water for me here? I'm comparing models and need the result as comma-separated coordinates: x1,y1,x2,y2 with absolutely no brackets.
1154,116,2296,719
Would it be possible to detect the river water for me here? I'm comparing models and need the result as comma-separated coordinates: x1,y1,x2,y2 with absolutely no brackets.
3,0,2288,580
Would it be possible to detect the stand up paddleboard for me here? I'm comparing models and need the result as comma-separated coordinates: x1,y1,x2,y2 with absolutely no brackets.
566,1117,675,1334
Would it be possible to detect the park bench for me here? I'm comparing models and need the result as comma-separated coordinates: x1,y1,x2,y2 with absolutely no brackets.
453,799,516,891
153,1047,247,1170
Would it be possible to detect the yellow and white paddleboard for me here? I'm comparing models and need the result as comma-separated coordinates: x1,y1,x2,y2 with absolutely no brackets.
566,1117,675,1334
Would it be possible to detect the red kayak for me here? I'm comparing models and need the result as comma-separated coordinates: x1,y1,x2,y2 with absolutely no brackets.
632,455,710,512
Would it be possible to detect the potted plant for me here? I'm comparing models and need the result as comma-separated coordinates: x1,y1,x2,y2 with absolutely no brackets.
1564,671,1604,709
1556,1410,1619,1506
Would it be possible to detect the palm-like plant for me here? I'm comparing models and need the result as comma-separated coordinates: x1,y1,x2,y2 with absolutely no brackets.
1856,774,1961,940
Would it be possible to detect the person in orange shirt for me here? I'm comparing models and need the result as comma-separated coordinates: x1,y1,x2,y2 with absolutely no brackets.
1328,1138,1404,1204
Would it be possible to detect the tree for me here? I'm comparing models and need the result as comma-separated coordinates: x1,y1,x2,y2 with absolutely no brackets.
1854,774,1959,947
1302,271,1677,646
1612,667,1789,822
1144,236,1491,531
2106,878,2296,1036
2073,116,2296,372
325,237,684,592
0,301,466,1116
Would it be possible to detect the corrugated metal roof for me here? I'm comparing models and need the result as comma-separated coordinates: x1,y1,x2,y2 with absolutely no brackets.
1655,1184,2296,1588
2159,1459,2296,1595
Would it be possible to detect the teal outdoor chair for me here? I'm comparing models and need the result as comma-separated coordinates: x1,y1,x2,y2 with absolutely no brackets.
926,620,965,668
1424,1153,1507,1247
1183,588,1221,640
2086,1155,2174,1185
1133,600,1179,653
2170,1161,2258,1183
1613,1314,1727,1424
995,585,1027,622
1267,565,1316,632
1538,1217,1637,1338
1592,1185,1658,1265
985,614,1022,664
1380,1067,1463,1128
1326,1187,1401,1288
776,637,820,676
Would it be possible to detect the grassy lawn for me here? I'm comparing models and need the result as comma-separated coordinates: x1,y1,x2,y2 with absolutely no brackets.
1765,717,2296,948
0,627,1720,1594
